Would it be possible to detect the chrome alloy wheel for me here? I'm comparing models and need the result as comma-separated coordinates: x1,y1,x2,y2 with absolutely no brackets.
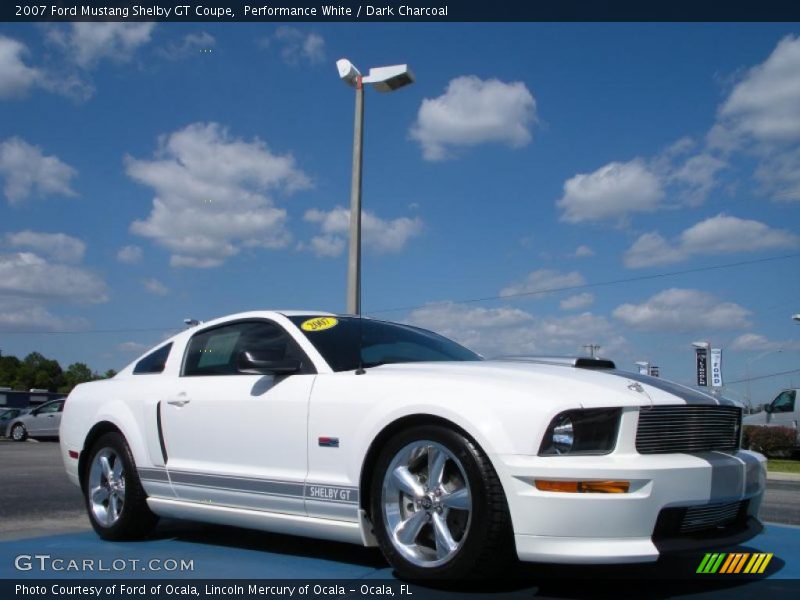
11,425,25,441
88,447,126,527
381,441,472,568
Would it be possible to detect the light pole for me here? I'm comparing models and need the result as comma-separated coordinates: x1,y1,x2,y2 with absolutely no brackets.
336,58,415,315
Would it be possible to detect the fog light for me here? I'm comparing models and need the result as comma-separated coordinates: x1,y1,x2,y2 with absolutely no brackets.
535,479,630,493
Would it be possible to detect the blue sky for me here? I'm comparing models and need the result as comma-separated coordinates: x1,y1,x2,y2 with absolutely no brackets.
0,22,798,404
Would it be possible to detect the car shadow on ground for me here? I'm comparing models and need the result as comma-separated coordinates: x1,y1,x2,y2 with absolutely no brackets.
144,519,388,569
143,521,784,598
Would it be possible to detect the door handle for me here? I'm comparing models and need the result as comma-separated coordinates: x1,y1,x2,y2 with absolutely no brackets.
167,395,191,407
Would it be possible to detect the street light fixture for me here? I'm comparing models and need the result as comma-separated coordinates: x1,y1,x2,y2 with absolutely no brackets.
336,58,415,315
792,314,800,322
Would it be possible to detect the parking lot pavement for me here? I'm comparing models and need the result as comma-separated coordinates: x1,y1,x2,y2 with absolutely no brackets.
0,439,88,540
1,440,799,590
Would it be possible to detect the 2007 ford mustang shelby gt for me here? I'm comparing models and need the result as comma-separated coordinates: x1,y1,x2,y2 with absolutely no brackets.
61,311,766,579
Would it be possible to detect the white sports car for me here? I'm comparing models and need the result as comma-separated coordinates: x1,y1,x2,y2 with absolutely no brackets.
60,311,766,579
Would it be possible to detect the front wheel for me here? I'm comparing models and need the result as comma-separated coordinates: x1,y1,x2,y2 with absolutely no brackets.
370,425,514,580
84,432,158,540
10,423,27,441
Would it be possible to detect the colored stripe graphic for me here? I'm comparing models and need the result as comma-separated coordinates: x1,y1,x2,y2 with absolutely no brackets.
698,553,773,574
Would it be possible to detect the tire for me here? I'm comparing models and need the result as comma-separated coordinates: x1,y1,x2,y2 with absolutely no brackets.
10,423,27,442
83,432,158,540
370,424,514,580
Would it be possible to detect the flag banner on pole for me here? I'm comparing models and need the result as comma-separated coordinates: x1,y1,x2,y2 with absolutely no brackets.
696,348,708,387
710,348,723,388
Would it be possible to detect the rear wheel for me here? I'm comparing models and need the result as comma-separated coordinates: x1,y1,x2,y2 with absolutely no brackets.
84,432,158,540
370,425,514,580
10,423,27,442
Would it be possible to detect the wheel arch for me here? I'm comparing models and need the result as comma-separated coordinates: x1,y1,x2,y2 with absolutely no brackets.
358,413,494,518
78,421,123,487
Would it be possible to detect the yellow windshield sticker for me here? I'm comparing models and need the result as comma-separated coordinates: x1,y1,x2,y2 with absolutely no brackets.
301,317,338,332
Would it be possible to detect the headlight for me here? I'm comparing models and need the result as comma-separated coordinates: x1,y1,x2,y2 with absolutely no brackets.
539,408,621,456
551,415,574,454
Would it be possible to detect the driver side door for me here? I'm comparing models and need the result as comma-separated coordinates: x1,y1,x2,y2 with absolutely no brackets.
160,319,315,516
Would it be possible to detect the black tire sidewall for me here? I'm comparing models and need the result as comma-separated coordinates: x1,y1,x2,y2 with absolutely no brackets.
84,432,150,539
370,425,499,580
11,424,27,441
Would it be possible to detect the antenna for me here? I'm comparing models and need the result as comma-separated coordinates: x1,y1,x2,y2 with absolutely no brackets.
583,344,601,358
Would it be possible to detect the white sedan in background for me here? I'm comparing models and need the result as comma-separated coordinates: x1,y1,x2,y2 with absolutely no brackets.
60,311,765,579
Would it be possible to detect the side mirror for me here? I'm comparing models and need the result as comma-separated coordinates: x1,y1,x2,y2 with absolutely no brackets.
237,350,301,376
763,403,772,413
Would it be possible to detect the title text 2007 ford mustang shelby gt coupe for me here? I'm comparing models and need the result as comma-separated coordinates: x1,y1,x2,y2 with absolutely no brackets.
61,311,766,579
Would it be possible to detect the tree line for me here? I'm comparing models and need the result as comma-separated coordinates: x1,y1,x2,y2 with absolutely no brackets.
0,352,116,394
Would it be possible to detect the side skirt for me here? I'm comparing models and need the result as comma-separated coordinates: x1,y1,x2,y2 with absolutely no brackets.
146,497,367,546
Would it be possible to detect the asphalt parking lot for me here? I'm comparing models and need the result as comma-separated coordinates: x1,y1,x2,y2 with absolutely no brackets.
1,439,799,596
2,440,799,539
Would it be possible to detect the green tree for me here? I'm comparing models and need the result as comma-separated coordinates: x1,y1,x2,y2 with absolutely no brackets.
0,355,21,387
17,352,63,391
62,362,94,392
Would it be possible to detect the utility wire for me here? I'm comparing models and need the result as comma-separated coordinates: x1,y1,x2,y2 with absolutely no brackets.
367,251,800,315
727,368,800,385
1,251,799,335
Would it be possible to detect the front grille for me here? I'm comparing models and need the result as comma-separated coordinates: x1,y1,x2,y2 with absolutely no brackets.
636,405,741,454
682,501,744,533
653,500,749,540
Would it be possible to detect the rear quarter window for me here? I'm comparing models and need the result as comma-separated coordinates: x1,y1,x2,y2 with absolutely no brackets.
133,343,173,375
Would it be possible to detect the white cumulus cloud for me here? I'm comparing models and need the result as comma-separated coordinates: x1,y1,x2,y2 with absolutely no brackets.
0,137,77,204
406,302,623,358
5,231,85,263
117,245,143,264
613,288,750,332
0,35,42,98
303,206,423,257
126,122,310,268
560,293,595,311
46,23,156,69
0,252,107,304
410,76,536,161
624,214,799,268
261,27,325,65
158,31,216,60
142,277,169,296
557,159,665,224
716,35,800,146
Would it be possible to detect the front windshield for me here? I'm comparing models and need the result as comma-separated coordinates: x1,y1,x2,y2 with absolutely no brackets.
288,316,482,372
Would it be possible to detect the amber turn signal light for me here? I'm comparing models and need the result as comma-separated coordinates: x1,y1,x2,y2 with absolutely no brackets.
535,480,630,493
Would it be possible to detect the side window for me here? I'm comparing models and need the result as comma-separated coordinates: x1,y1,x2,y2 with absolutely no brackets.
772,391,796,413
133,343,173,375
38,402,60,414
183,320,312,376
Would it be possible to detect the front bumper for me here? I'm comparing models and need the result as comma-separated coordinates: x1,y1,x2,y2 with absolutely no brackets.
496,448,766,564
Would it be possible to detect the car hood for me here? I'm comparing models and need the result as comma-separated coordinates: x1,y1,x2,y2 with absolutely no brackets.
365,360,736,408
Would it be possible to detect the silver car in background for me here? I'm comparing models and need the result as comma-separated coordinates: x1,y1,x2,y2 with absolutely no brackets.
6,398,65,441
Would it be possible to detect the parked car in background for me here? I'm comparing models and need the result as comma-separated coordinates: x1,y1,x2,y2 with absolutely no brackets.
0,408,26,437
60,311,767,580
744,389,799,432
6,398,65,441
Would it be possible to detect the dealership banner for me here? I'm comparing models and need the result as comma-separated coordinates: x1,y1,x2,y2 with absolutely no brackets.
4,0,800,22
710,348,723,388
696,348,708,387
